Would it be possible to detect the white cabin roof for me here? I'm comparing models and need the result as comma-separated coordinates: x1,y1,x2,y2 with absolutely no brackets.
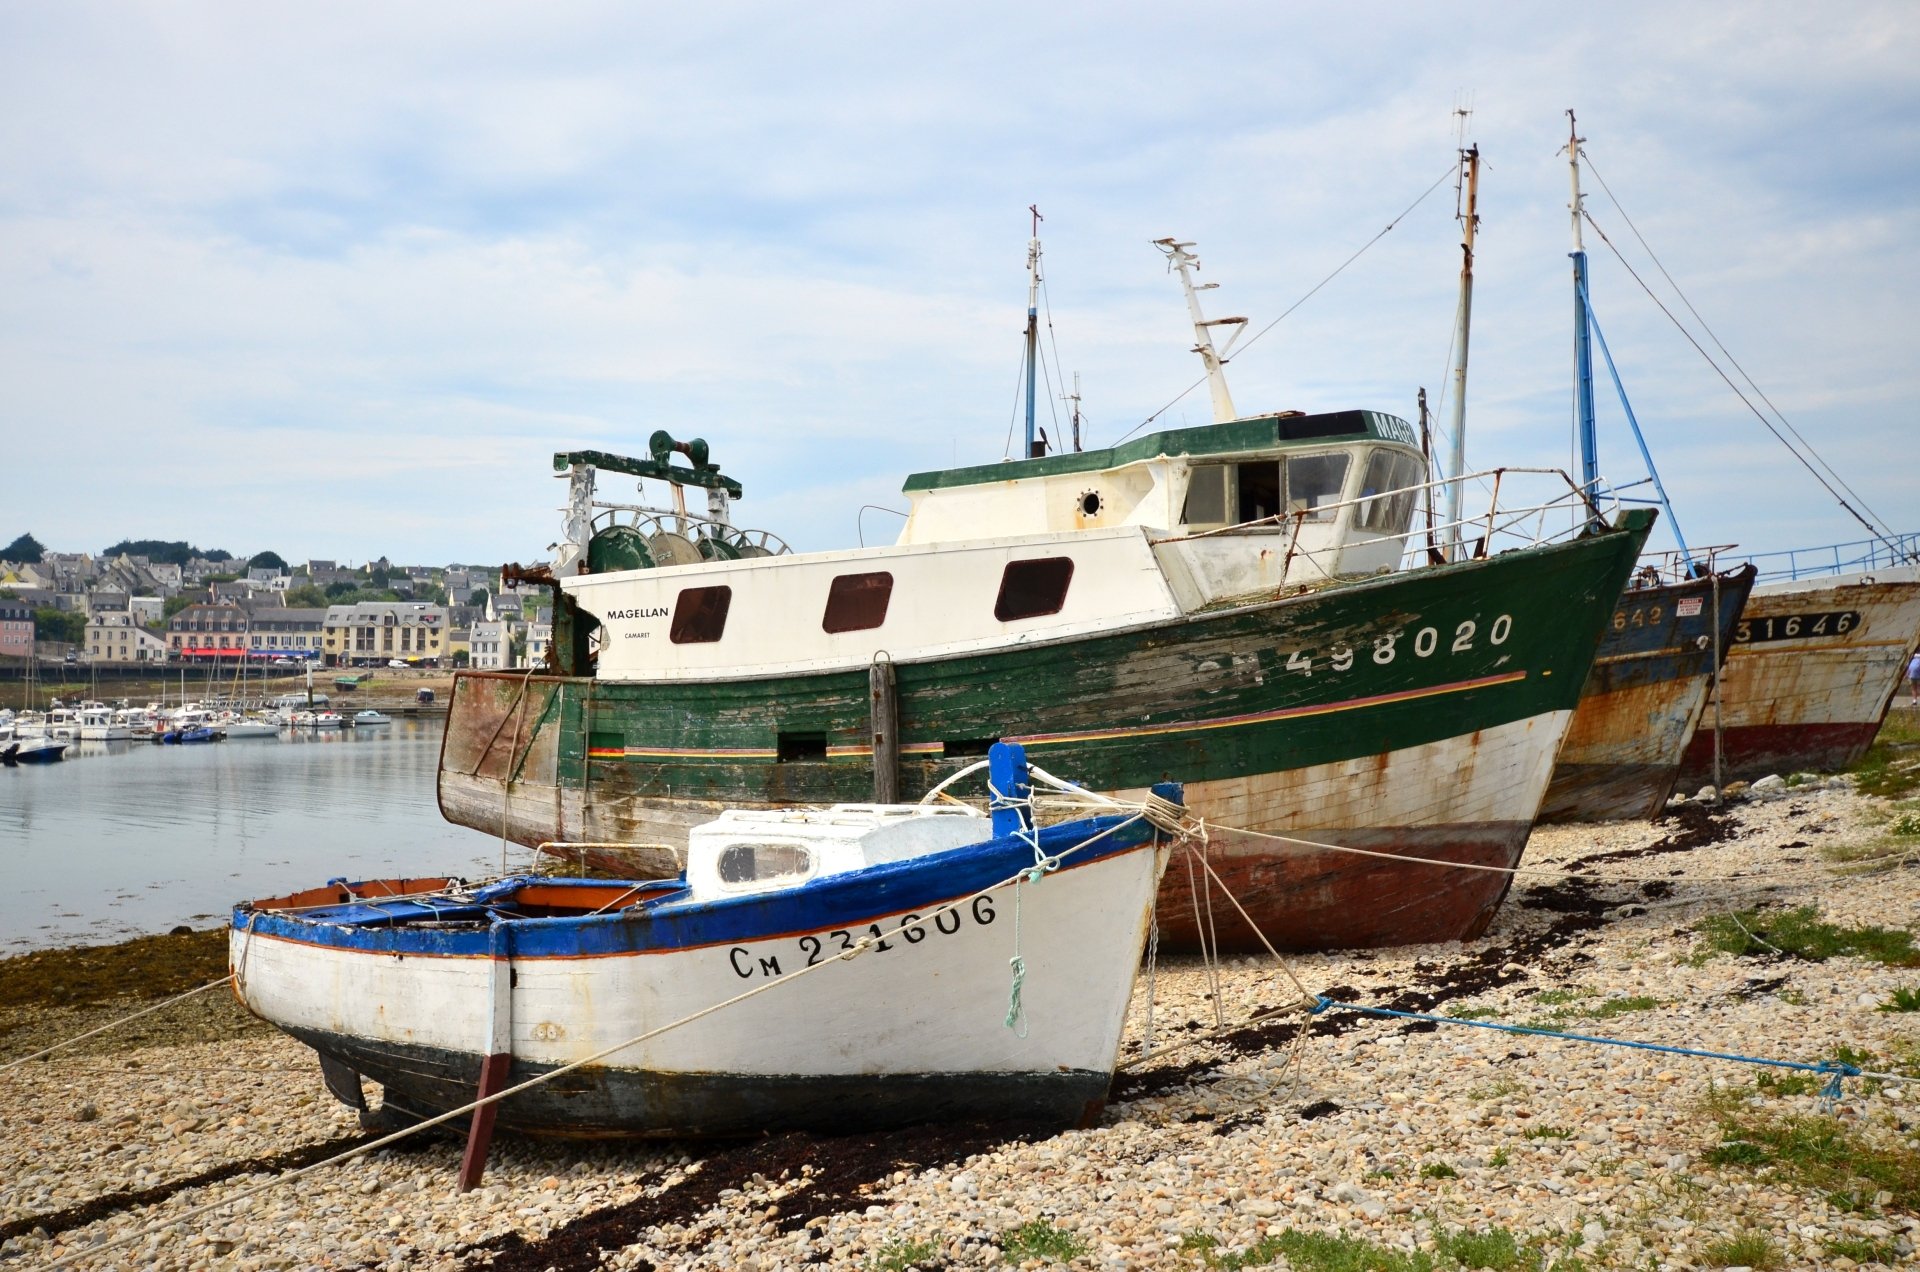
685,804,988,900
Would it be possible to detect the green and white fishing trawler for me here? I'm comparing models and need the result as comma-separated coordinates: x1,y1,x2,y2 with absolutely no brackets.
440,235,1654,951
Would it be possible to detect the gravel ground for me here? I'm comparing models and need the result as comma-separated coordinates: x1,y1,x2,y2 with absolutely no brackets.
5,775,1919,1271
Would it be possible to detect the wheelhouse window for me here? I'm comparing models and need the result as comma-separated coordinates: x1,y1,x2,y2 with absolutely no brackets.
670,585,733,644
1182,464,1231,524
1284,453,1351,522
1355,449,1428,534
716,842,814,886
822,571,894,633
994,557,1074,622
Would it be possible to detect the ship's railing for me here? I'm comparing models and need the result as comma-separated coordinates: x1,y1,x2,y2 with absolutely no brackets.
1162,466,1618,576
1626,544,1741,587
1713,532,1920,583
587,501,792,558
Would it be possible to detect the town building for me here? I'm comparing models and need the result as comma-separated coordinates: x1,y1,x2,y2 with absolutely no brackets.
245,606,326,658
322,601,447,666
0,600,33,660
84,610,169,664
166,602,251,662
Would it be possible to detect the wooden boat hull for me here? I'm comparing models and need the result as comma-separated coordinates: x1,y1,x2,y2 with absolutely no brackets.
438,514,1654,952
1677,570,1920,786
231,820,1166,1138
1539,566,1757,822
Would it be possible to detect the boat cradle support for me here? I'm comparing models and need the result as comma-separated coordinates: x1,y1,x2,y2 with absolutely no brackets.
457,922,515,1192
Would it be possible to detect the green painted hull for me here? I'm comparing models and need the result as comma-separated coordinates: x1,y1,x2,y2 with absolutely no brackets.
440,512,1654,949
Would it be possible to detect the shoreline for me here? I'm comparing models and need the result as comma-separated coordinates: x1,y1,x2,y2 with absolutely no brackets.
5,745,1920,1268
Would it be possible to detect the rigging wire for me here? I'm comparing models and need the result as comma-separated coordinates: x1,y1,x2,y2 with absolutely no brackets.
1580,209,1900,550
1110,162,1460,448
1579,151,1904,550
1039,274,1068,448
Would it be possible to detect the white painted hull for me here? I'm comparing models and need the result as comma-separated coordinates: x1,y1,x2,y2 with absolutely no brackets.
231,844,1167,1135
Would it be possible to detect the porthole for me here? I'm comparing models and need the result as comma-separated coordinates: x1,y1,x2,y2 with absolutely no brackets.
1079,490,1103,517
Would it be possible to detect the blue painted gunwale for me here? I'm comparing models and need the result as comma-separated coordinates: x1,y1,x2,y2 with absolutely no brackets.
234,811,1160,962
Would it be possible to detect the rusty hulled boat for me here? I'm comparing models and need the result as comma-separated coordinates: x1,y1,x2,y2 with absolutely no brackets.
1676,566,1920,787
1539,563,1756,821
1537,124,1762,821
439,426,1652,953
438,234,1653,953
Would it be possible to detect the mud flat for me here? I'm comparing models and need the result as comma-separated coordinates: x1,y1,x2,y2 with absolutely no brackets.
5,773,1920,1269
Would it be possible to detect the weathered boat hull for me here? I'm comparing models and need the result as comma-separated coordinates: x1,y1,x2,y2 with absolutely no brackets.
439,513,1655,952
1539,566,1757,822
232,820,1166,1138
1677,570,1920,787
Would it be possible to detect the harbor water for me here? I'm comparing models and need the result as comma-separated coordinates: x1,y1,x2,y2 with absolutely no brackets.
0,720,511,951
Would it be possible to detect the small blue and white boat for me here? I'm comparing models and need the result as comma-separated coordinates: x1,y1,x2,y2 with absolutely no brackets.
3,737,67,765
350,709,393,727
231,744,1180,1138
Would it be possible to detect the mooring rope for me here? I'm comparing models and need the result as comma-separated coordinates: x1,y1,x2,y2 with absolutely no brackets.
0,975,235,1073
1309,997,1908,1106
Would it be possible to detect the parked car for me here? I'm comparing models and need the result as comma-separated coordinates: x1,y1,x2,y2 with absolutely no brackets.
387,659,409,668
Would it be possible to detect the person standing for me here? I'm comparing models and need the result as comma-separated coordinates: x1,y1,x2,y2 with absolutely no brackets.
1909,648,1920,706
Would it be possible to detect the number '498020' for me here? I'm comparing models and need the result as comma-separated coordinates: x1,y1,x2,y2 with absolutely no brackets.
1284,615,1511,676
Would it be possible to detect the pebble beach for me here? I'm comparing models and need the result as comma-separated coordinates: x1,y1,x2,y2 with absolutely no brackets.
5,767,1919,1270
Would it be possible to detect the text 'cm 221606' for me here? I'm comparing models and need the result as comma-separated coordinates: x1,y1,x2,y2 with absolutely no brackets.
726,896,1000,980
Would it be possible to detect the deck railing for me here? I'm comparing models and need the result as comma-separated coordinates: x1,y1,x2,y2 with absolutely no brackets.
1714,532,1920,583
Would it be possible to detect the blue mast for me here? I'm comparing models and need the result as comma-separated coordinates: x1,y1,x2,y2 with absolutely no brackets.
1567,112,1601,526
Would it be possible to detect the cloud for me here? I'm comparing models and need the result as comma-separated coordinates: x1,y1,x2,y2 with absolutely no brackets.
2,1,1917,563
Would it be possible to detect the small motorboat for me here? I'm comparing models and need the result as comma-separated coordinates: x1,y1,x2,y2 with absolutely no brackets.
350,709,393,727
4,738,68,765
308,711,346,730
232,743,1182,1138
162,725,221,744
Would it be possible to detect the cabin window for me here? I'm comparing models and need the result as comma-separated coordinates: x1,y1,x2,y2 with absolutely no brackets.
994,557,1075,622
1285,453,1350,522
1237,462,1283,523
1181,464,1230,524
669,586,732,643
716,842,814,886
822,571,893,633
1356,449,1429,534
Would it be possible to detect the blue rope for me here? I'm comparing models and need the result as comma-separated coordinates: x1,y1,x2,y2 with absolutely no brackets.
1312,998,1860,1102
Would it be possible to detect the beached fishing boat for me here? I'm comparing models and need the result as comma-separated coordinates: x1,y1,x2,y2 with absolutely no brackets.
438,231,1655,952
1676,562,1920,786
235,745,1178,1138
1537,117,1760,821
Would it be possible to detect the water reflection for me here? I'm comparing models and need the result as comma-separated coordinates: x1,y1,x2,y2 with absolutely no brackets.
0,721,512,951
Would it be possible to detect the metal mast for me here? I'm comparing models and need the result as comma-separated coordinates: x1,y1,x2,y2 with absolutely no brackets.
1024,205,1043,457
1153,238,1246,424
1566,111,1602,525
1444,142,1480,562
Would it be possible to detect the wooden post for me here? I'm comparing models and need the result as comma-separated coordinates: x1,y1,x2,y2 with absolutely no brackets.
869,657,899,804
458,924,514,1192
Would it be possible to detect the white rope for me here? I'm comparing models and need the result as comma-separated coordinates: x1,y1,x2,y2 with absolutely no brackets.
1,976,234,1073
45,809,1163,1269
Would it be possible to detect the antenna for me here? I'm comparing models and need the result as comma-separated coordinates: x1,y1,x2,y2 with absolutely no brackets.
1023,206,1045,458
1153,238,1246,424
1064,372,1083,452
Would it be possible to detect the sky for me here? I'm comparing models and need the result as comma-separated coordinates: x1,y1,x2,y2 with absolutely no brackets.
2,1,1916,569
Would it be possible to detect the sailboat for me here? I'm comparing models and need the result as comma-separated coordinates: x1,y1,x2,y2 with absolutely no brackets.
1537,114,1758,822
437,207,1653,952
